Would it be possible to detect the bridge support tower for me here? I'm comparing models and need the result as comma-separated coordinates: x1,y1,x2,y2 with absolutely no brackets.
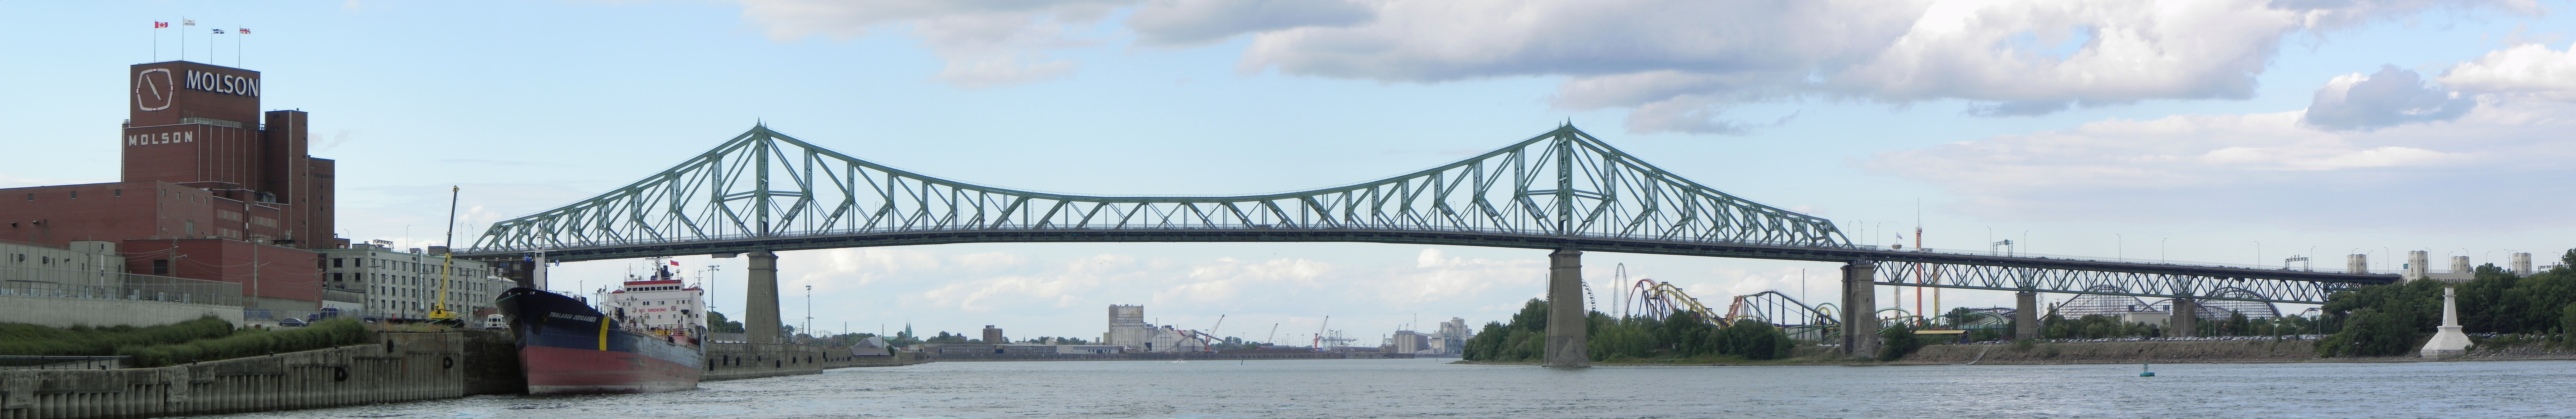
1543,249,1589,368
2168,298,2196,338
747,250,783,344
2015,290,2038,339
1840,261,1878,358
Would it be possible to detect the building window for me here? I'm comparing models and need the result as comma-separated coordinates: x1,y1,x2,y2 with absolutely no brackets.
333,258,343,268
184,220,195,235
152,259,169,275
68,191,77,199
113,189,121,197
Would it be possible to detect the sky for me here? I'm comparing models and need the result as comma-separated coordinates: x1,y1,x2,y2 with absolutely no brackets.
4,0,2573,344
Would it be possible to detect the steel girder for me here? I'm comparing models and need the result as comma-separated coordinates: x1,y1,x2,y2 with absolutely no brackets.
1867,261,2365,304
467,124,1849,256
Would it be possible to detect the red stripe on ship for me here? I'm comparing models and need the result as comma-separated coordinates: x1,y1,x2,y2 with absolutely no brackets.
521,345,700,394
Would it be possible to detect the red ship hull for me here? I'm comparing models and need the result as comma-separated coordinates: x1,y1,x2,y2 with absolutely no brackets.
521,344,702,394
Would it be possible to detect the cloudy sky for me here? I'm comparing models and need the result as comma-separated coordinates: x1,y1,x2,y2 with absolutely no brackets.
4,0,2572,343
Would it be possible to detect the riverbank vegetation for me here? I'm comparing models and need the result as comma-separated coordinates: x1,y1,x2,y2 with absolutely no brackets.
1461,299,1796,363
2316,250,2576,357
0,316,237,356
0,316,376,367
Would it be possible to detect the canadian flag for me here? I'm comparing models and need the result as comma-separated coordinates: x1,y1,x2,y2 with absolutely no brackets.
669,261,680,266
153,21,169,28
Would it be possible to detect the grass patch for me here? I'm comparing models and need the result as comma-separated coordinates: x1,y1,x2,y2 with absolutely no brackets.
0,316,236,356
116,319,373,367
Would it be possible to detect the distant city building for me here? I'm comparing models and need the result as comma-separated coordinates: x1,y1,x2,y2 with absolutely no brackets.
1436,318,1470,354
1106,304,1151,350
1391,330,1429,353
982,325,1004,344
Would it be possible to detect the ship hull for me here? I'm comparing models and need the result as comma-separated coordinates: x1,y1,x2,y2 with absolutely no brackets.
499,287,703,395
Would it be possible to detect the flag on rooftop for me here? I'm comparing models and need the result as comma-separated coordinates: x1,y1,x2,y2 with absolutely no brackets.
182,19,194,26
153,22,169,28
238,28,251,34
211,29,225,34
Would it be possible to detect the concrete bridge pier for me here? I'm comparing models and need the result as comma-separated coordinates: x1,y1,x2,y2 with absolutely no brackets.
1840,261,1877,358
2015,290,2038,339
747,250,783,344
1543,248,1590,368
2168,298,2196,338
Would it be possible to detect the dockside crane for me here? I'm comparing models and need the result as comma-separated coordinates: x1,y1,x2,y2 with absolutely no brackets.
1265,323,1279,347
1311,316,1329,351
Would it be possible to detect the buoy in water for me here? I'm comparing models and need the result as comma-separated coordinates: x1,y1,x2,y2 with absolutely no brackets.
2139,363,2155,377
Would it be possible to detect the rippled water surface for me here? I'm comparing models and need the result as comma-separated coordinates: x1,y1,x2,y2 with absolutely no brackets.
192,359,2576,419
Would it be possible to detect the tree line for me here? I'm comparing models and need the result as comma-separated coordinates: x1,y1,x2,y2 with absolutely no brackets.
2316,250,2576,357
1461,298,1793,362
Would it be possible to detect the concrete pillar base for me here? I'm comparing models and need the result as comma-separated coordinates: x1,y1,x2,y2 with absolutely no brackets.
1542,249,1589,368
1840,261,1878,359
747,250,782,344
2168,298,2196,338
2014,291,2038,339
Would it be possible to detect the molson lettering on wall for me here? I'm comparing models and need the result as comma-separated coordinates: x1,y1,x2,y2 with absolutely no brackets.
125,131,195,146
183,70,259,97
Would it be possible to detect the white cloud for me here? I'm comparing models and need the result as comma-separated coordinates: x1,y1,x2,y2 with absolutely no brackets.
1863,94,2576,227
2303,65,2475,130
1127,0,1373,46
735,0,1126,87
727,0,2533,131
2439,42,2576,100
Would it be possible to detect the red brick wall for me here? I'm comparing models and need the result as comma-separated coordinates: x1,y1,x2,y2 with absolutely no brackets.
122,238,322,304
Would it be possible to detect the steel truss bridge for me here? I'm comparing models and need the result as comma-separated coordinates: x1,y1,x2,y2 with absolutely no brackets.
458,124,2395,304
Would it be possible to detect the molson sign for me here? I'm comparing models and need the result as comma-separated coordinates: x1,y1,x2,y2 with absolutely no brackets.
183,69,259,97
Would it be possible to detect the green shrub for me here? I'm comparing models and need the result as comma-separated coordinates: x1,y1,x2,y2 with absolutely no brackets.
1877,324,1926,361
0,316,235,356
117,319,371,367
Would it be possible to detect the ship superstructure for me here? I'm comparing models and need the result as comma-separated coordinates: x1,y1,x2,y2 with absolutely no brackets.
601,258,706,342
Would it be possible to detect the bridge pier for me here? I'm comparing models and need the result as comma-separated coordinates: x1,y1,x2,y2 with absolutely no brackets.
1543,249,1589,368
2168,298,2196,338
1839,261,1877,358
2015,291,2038,339
747,250,783,344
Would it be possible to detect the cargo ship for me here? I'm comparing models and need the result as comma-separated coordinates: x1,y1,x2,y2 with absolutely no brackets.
497,260,706,394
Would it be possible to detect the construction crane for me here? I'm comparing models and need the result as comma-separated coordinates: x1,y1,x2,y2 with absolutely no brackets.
1311,316,1329,351
1203,315,1226,351
1265,323,1279,347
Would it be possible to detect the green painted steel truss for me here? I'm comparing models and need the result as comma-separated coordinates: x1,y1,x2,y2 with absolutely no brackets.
466,124,1850,257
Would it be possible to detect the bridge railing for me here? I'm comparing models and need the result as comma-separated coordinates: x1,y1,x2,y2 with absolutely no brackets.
1857,246,2398,275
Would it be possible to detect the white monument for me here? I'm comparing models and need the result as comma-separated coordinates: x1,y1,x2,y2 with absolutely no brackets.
2419,287,2470,359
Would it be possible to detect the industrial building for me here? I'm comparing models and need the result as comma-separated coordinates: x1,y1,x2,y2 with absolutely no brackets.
0,239,243,327
318,243,513,320
0,60,342,316
1101,305,1214,353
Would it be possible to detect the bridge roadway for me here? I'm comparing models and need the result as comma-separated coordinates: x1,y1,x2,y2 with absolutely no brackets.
454,124,2398,367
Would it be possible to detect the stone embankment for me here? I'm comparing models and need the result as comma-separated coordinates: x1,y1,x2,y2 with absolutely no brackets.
0,330,512,419
704,343,924,380
1895,338,2321,365
2,332,927,419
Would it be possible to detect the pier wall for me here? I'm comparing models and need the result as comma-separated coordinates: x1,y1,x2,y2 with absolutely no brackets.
0,330,509,419
701,343,925,382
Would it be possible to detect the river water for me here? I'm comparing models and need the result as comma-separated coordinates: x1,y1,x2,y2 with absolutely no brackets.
193,358,2573,419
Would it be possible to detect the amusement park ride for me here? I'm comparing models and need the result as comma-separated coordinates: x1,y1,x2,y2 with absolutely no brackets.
1607,264,2284,342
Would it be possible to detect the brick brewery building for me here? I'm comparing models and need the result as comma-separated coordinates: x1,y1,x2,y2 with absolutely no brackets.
0,60,340,310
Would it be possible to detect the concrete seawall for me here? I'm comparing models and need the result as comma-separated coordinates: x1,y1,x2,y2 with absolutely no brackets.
0,330,499,419
2,333,923,419
1896,339,2321,365
702,343,926,381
